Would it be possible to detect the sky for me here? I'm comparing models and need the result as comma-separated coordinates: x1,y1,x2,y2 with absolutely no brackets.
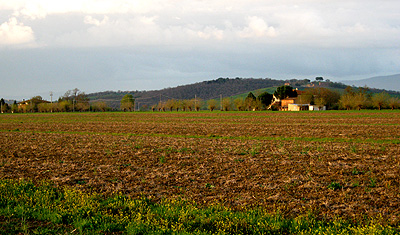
1,0,399,100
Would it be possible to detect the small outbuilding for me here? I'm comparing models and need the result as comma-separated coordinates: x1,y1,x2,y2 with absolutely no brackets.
309,105,326,111
288,103,309,111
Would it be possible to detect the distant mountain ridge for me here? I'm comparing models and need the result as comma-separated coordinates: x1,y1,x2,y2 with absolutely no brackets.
341,74,400,92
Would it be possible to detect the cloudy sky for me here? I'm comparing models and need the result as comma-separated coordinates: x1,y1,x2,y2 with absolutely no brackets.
1,0,399,100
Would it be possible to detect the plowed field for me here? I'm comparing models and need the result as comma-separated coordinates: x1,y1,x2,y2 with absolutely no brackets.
1,111,399,223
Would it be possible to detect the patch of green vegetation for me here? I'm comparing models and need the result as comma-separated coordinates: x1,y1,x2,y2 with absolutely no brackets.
369,177,377,188
0,179,398,234
350,145,358,153
327,181,343,190
352,168,364,175
159,155,166,164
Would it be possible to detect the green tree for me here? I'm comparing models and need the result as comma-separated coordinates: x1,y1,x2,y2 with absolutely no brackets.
245,92,256,101
29,96,45,112
388,97,400,110
180,100,187,112
0,98,5,113
194,98,203,111
352,93,368,110
253,99,263,111
372,92,390,110
207,99,217,111
76,92,90,111
304,87,340,109
76,102,90,112
245,92,256,111
57,100,70,112
339,93,353,110
222,98,232,111
257,92,273,108
273,85,297,100
37,103,51,112
11,101,18,113
234,98,245,111
298,93,314,105
59,88,89,112
315,97,326,110
120,94,135,111
166,99,176,111
92,101,108,112
186,99,194,111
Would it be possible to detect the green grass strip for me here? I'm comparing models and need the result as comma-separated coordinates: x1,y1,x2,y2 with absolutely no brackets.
0,179,398,235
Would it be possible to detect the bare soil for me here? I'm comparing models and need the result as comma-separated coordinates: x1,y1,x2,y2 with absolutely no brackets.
1,111,399,223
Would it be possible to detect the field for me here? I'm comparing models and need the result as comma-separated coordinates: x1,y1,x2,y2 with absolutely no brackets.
1,110,400,233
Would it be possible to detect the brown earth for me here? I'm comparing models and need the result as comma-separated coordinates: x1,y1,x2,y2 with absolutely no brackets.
1,111,399,223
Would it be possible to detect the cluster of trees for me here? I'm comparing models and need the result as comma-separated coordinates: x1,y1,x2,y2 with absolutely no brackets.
297,87,341,109
0,99,18,113
229,92,273,111
151,98,204,112
57,88,91,112
339,87,400,110
0,89,112,113
150,91,274,112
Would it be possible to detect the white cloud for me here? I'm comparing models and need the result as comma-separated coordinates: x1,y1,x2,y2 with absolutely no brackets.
84,15,109,26
1,0,162,19
1,0,399,48
238,16,277,38
197,26,224,40
0,17,35,45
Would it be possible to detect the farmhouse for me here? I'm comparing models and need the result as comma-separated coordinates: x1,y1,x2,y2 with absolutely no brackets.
271,89,326,111
17,99,50,112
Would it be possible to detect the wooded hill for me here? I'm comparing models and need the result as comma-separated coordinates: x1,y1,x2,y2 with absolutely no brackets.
86,77,399,110
87,78,311,109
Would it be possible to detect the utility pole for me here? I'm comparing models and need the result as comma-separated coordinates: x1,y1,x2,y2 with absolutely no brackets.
195,95,197,111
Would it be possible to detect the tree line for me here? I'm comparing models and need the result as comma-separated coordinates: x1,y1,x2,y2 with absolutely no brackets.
339,87,400,110
0,89,111,113
1,85,400,114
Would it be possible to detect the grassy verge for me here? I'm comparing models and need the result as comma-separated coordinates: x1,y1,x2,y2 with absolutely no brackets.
0,179,398,234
